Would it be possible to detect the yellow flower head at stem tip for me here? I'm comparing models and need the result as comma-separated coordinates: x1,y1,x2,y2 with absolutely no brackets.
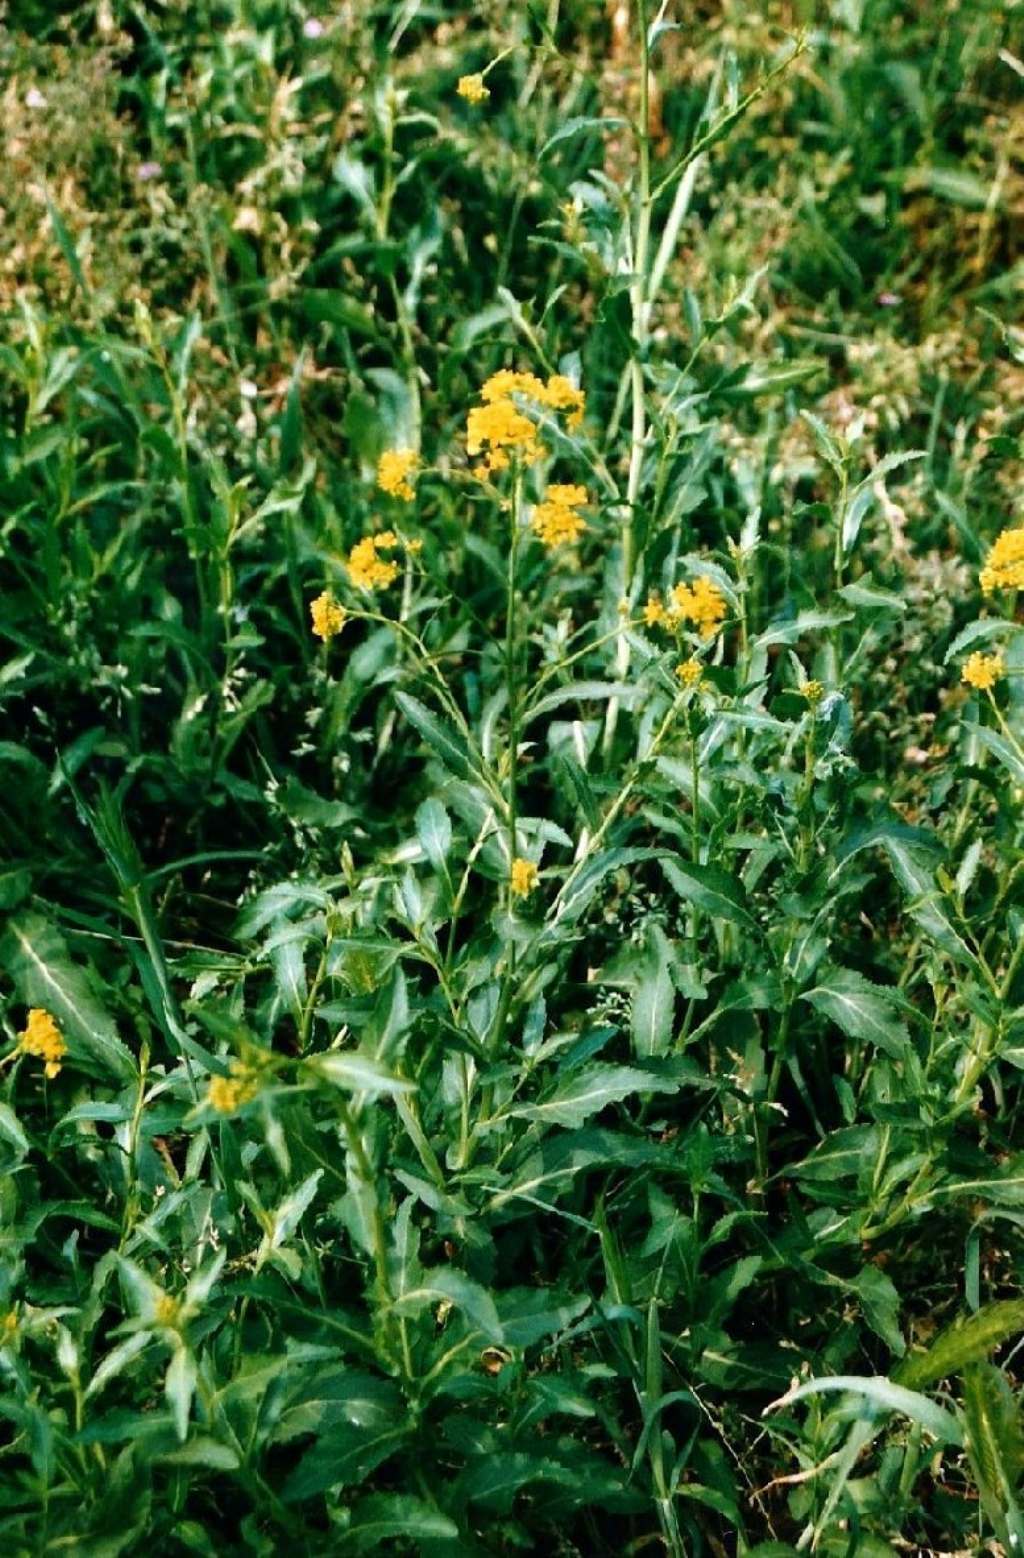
962,652,1004,691
377,449,417,502
532,484,588,549
675,658,703,688
468,371,586,475
207,1060,260,1115
980,527,1024,595
457,74,489,104
310,591,346,641
17,1008,67,1079
667,576,727,639
644,595,667,628
510,858,539,897
346,531,402,591
801,680,825,706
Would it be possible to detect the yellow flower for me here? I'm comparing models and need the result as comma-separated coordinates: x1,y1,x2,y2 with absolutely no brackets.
644,595,667,628
675,658,703,688
667,576,728,639
153,1293,181,1329
207,1060,260,1115
310,591,346,641
962,652,1004,691
346,530,402,590
17,1009,67,1079
801,680,825,705
377,449,417,502
480,370,545,403
539,373,586,429
980,527,1024,595
510,858,539,897
2,1309,18,1340
531,484,588,549
458,73,490,104
467,398,543,473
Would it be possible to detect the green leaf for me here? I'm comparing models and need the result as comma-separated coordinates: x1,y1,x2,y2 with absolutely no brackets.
630,929,675,1058
895,1301,1024,1390
975,726,1024,788
394,691,475,781
344,1494,459,1552
852,1266,905,1356
660,857,754,929
0,1101,29,1163
0,913,136,1081
310,1052,417,1095
415,797,452,877
390,1267,503,1343
802,967,910,1058
512,1063,687,1129
164,1346,197,1443
769,1375,963,1445
539,115,628,159
961,1361,1024,1546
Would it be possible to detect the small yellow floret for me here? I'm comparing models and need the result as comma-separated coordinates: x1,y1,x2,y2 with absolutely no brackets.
310,591,346,641
675,658,703,688
644,595,667,628
510,858,539,897
17,1009,67,1079
346,531,402,591
961,652,1004,691
667,576,728,639
531,484,588,549
207,1061,260,1115
539,373,586,429
457,74,489,104
377,449,417,501
980,528,1024,595
801,680,825,705
153,1293,181,1329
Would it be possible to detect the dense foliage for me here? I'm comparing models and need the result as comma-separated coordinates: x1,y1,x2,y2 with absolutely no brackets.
2,1,1024,1552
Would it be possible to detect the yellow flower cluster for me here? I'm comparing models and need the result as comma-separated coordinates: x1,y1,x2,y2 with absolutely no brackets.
669,577,728,638
207,1060,260,1115
802,680,825,705
457,74,489,104
961,651,1004,691
532,484,588,549
467,369,586,474
980,527,1024,595
347,530,402,590
310,591,346,641
510,858,538,896
377,449,417,501
17,1008,67,1079
675,658,703,688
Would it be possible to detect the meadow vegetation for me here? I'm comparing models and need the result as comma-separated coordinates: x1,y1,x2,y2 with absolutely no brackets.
2,0,1024,1552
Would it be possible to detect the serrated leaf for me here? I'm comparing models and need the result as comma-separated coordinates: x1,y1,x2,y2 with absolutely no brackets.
0,913,135,1081
961,1361,1024,1545
311,1052,417,1095
394,691,474,781
802,967,909,1058
660,857,754,929
512,1063,686,1128
344,1494,459,1552
539,115,627,159
895,1301,1024,1390
390,1267,503,1343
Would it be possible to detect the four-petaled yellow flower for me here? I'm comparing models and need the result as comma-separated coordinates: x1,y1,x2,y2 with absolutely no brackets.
675,658,703,688
667,576,728,639
346,530,402,591
532,484,588,549
980,527,1024,595
377,449,417,502
510,858,539,897
962,652,1004,691
17,1008,67,1079
207,1060,260,1115
458,74,489,104
801,680,825,705
310,591,346,641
